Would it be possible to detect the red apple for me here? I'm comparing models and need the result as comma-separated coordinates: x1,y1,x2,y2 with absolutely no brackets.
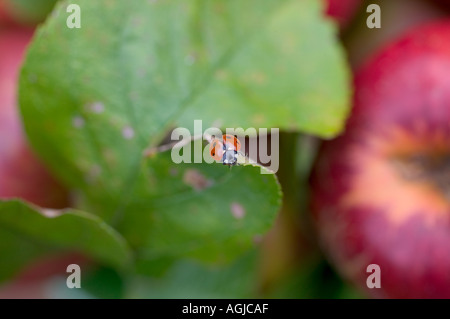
0,1,16,25
344,0,445,69
0,27,68,209
431,0,450,11
311,21,450,298
0,27,74,298
0,253,88,299
325,0,361,28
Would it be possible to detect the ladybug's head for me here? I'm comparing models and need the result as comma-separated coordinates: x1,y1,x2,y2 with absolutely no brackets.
223,149,238,166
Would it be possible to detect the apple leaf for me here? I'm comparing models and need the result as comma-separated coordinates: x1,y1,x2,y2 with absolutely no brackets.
0,200,131,282
128,250,260,299
18,0,347,266
119,148,281,266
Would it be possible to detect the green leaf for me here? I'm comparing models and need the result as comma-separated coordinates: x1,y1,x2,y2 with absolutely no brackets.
19,0,349,189
266,258,366,299
0,200,131,282
120,149,281,265
18,0,347,267
127,250,260,299
81,266,125,299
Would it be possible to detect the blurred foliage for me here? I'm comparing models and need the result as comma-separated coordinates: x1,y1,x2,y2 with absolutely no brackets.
1,0,355,298
0,200,131,283
128,250,260,299
267,258,365,299
20,0,287,268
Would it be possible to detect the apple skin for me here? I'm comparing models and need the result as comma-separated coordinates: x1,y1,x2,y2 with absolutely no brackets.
0,27,68,209
431,0,450,11
0,253,88,299
0,1,34,26
325,0,361,28
0,28,81,298
0,1,16,25
343,0,445,69
310,21,450,298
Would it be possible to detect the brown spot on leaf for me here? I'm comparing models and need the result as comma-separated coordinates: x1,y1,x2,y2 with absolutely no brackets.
72,116,85,128
253,235,264,245
183,169,212,191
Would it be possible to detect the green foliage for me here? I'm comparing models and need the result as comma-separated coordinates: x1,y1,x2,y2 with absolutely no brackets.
128,250,260,299
9,0,352,297
0,200,131,283
124,155,281,267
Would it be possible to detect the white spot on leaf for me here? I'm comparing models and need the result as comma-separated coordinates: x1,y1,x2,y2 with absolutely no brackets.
122,126,135,139
230,202,245,219
40,209,62,218
87,102,105,114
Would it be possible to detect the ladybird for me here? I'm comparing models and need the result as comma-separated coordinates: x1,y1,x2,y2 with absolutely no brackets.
221,134,241,167
209,134,242,167
209,135,224,161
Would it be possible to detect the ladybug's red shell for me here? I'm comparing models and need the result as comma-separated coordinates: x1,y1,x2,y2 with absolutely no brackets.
209,138,223,161
222,134,241,152
208,135,242,164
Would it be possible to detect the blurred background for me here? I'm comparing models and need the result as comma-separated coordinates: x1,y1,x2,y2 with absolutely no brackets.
0,0,449,299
